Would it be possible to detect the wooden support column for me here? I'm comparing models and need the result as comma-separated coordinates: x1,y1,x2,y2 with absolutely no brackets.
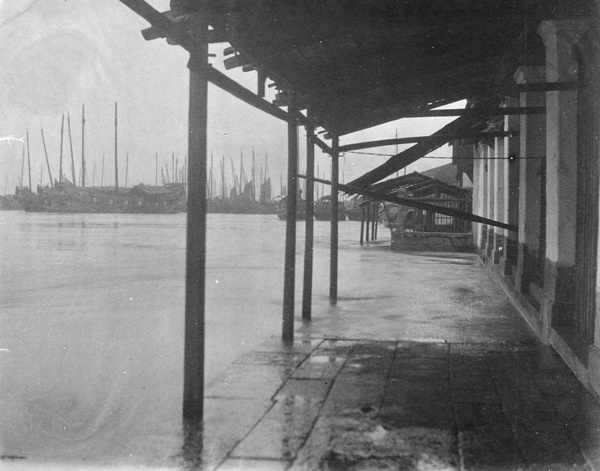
360,208,365,245
302,112,315,321
183,14,208,422
283,92,299,341
330,135,339,305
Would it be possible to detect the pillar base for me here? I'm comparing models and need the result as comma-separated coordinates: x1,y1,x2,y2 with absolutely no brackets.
544,259,576,328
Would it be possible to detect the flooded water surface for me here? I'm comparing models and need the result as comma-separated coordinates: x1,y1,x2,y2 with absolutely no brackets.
0,211,377,469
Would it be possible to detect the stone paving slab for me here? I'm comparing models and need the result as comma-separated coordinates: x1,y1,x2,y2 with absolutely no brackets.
202,336,600,471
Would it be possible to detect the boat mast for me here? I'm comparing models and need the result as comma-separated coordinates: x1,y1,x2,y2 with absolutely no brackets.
59,114,64,183
26,129,32,190
93,161,96,186
40,125,54,189
20,146,25,189
101,153,105,186
252,148,256,200
67,113,76,186
81,104,86,187
221,156,226,199
114,102,119,190
125,152,129,188
155,152,158,186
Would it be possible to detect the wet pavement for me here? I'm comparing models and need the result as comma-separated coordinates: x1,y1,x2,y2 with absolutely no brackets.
197,253,600,470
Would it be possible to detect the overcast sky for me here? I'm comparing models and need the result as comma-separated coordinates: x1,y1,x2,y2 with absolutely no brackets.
0,0,458,194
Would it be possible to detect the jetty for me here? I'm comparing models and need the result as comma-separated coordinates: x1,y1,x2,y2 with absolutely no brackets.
115,0,599,469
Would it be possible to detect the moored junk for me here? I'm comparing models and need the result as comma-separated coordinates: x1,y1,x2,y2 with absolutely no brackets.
23,180,186,214
314,195,346,221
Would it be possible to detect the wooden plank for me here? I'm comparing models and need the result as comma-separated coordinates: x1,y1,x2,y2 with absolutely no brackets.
223,54,249,70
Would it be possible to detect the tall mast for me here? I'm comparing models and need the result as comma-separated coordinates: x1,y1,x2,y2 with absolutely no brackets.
59,114,64,183
221,156,226,198
40,125,54,189
20,146,25,189
230,157,238,195
26,129,32,189
114,102,119,190
101,153,105,186
81,104,86,187
252,148,256,200
172,152,175,185
67,113,76,185
125,152,129,188
92,161,96,187
155,152,158,186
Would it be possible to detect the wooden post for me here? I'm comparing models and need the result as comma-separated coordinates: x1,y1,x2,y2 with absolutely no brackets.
40,125,54,189
360,207,365,245
330,135,339,304
366,203,371,241
183,13,208,422
282,91,299,342
302,111,315,321
114,103,119,190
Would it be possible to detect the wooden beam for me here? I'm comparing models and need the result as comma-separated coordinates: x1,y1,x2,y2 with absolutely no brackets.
223,54,249,70
339,131,517,153
399,106,545,118
120,0,199,52
206,67,290,122
298,175,517,233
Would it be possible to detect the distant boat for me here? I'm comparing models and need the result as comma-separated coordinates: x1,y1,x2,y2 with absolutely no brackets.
345,195,364,221
314,195,346,221
23,181,185,214
276,195,307,220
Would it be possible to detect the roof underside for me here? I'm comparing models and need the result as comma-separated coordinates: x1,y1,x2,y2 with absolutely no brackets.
191,0,578,135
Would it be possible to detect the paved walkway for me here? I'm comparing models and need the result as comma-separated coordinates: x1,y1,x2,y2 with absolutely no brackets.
191,253,600,470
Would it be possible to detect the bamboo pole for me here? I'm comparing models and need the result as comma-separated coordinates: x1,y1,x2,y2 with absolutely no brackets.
40,125,54,189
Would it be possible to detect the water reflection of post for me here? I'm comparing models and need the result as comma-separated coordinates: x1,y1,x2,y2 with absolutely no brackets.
283,91,299,342
183,13,208,423
330,135,339,305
